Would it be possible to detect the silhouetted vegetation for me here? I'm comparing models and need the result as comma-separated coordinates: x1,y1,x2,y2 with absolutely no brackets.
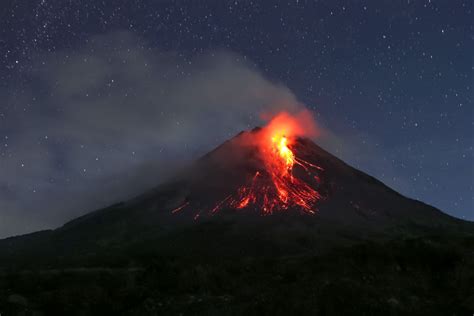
1,232,472,315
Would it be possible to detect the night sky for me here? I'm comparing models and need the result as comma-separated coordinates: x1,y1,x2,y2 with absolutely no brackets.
1,0,472,238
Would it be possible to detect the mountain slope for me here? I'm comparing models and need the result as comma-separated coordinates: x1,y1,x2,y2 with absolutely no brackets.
1,128,473,315
0,129,469,268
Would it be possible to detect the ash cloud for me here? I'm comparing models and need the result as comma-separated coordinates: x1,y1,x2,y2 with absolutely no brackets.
0,31,303,237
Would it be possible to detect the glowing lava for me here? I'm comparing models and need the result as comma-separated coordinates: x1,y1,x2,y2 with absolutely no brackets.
171,110,324,217
272,135,294,173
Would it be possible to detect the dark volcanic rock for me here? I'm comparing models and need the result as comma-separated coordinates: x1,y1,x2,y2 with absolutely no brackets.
0,130,470,267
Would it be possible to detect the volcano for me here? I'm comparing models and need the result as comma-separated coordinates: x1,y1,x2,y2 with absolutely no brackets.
1,116,473,315
0,117,468,264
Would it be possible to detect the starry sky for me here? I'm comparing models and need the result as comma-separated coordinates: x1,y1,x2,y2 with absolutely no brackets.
0,0,472,237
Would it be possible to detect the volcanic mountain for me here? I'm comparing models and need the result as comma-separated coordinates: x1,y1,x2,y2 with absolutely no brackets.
1,116,473,315
0,120,468,268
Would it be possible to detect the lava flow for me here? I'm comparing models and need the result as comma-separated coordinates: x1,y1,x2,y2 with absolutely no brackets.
171,110,324,217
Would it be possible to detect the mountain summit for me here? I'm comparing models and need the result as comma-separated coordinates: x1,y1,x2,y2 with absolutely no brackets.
154,126,454,227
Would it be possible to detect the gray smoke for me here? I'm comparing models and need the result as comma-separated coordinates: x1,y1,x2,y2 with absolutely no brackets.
0,31,305,237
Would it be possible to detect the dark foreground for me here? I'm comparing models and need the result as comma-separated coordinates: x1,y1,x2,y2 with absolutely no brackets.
1,232,472,316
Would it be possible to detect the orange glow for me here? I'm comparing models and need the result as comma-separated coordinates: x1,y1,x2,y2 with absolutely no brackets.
272,135,294,171
171,201,189,213
170,110,324,217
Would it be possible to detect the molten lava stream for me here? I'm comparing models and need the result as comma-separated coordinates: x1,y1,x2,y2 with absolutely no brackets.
170,111,324,218
219,133,323,215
